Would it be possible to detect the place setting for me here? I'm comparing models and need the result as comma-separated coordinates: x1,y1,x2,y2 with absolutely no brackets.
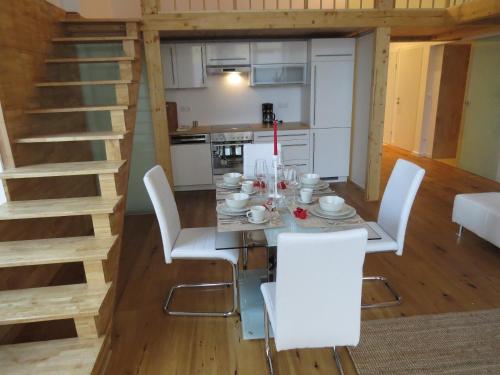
217,189,284,232
299,173,335,195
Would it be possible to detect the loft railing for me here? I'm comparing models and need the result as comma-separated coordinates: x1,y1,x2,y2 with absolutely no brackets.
158,0,470,11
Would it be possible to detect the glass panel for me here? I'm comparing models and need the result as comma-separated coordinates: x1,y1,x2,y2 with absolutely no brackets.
284,65,305,83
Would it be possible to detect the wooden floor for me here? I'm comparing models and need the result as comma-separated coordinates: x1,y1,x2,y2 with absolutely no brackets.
107,146,500,375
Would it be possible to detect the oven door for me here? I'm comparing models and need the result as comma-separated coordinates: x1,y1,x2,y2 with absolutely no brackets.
211,143,245,175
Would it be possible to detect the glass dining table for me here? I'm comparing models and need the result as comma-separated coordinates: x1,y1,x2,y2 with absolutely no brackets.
214,188,382,340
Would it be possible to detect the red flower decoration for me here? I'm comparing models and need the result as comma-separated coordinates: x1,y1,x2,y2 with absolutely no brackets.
293,207,308,219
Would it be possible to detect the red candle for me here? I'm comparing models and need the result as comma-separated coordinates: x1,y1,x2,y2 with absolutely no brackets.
273,119,278,155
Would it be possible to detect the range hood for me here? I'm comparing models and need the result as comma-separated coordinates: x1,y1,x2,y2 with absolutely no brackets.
206,65,251,75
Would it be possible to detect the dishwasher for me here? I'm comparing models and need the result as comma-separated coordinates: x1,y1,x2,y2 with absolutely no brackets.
170,134,213,187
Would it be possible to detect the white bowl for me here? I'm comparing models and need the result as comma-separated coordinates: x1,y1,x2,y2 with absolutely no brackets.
223,172,242,185
225,193,250,210
302,173,320,186
319,196,345,212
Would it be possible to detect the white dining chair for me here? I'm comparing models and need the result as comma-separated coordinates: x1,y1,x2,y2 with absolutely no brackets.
364,158,425,308
144,165,239,317
260,229,367,375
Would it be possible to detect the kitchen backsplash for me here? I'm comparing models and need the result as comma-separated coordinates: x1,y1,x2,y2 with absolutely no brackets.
165,74,306,126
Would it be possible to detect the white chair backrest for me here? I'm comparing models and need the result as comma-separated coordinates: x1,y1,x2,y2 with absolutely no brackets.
243,143,281,179
378,159,425,256
274,229,367,352
143,165,181,264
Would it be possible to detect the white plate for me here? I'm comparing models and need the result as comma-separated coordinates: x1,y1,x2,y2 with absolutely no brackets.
297,197,317,205
217,203,249,216
216,182,242,189
248,217,270,225
301,181,329,191
241,189,257,195
310,204,357,219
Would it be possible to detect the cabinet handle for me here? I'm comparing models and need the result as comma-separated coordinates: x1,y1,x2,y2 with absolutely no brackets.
256,133,308,138
209,57,247,61
201,47,206,85
313,65,317,126
315,53,352,57
170,47,176,86
312,133,316,172
285,163,307,167
281,144,308,147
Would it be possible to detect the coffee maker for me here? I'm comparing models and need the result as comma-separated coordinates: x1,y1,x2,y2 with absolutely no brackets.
262,103,276,125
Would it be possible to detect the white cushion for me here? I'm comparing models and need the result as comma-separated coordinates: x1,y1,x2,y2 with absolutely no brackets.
260,282,277,330
171,227,240,264
452,193,500,248
365,222,399,254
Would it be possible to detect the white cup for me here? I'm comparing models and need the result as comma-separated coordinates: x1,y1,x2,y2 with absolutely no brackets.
241,181,254,194
300,188,313,203
246,205,266,222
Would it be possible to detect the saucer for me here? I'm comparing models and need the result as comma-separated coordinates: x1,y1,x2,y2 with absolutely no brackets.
216,182,242,190
241,189,257,195
297,197,316,205
217,203,249,216
248,216,269,225
310,204,356,219
301,180,329,191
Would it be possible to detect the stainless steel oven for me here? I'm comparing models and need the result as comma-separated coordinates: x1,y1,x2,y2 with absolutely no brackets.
211,132,253,175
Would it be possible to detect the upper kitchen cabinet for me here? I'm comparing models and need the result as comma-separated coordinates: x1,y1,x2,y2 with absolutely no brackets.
161,43,206,89
250,41,308,86
310,38,355,128
205,42,250,66
250,41,307,64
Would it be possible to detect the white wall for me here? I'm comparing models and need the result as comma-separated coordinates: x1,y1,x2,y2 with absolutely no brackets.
166,75,305,126
350,32,374,189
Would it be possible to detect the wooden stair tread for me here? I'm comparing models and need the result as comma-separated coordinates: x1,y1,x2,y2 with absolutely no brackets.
46,56,134,63
61,18,141,23
0,196,122,220
0,283,110,325
0,337,104,375
36,80,132,87
0,236,117,268
0,160,125,179
53,36,137,43
26,105,128,114
16,131,126,143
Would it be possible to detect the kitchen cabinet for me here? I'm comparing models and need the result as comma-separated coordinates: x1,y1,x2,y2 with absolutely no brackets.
251,64,306,86
311,38,355,62
205,42,250,66
254,130,311,174
250,41,307,64
161,43,206,89
171,143,213,186
311,128,350,179
310,60,354,128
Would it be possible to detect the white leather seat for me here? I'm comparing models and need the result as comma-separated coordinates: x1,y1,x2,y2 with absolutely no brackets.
172,227,239,264
144,165,239,317
365,222,398,253
362,159,425,309
260,229,367,374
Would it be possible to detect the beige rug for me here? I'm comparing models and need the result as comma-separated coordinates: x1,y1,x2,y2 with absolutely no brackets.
349,309,500,375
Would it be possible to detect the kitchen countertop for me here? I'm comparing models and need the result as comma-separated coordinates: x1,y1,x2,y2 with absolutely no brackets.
171,122,310,136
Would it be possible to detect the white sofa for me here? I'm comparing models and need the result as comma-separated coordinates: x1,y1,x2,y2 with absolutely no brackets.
452,192,500,247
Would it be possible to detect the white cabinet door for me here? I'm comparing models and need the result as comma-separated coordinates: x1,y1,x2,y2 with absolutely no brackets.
176,44,206,88
251,41,307,64
311,60,354,128
312,128,350,178
171,144,213,186
161,44,178,89
311,38,355,62
206,42,250,65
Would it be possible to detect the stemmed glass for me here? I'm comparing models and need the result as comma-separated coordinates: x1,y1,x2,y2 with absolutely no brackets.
254,159,268,196
285,167,300,204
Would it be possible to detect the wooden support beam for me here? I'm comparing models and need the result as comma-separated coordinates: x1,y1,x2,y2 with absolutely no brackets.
143,30,174,186
141,0,160,15
0,101,14,169
114,84,130,106
92,214,113,237
142,9,452,31
110,110,127,132
74,316,100,339
104,139,122,161
98,174,118,198
83,260,107,288
365,27,390,201
448,0,500,24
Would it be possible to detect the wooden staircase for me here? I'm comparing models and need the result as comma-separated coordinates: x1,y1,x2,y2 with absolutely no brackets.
0,18,141,374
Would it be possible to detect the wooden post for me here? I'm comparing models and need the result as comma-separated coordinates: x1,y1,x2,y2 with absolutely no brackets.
365,27,390,201
141,0,160,15
143,31,174,186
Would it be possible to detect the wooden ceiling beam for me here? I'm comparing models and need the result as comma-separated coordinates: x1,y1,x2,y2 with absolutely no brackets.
447,0,500,25
143,9,452,32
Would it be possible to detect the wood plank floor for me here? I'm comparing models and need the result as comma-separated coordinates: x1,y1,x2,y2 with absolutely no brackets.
107,146,500,375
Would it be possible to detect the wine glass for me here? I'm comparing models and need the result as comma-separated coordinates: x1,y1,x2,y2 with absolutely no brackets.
285,167,300,203
254,159,268,195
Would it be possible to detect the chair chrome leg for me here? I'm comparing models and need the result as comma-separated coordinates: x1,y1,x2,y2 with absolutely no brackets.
457,225,463,237
164,261,239,317
332,347,345,375
264,308,275,375
362,276,402,309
